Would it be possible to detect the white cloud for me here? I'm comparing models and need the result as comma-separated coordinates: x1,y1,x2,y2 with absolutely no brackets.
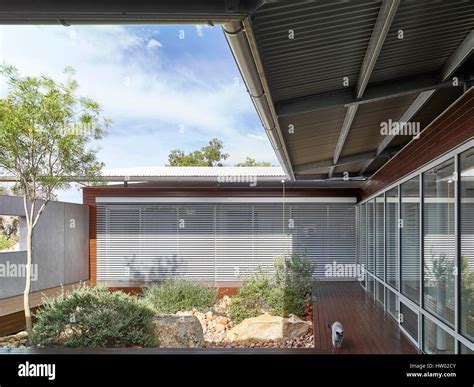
0,25,255,134
195,25,207,37
0,25,279,202
146,39,162,49
247,133,266,141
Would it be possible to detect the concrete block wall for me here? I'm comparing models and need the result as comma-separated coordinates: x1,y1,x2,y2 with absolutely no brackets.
0,195,89,299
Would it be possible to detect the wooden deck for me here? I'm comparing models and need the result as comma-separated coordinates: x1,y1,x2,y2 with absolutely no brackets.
313,281,418,354
0,282,86,336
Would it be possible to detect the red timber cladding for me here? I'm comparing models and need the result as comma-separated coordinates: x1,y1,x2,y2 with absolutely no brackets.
83,189,97,283
83,186,359,282
360,87,474,201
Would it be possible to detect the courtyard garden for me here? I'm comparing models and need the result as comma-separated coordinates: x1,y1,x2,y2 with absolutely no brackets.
0,254,315,349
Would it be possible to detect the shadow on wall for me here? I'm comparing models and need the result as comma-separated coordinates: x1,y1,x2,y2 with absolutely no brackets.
125,253,185,281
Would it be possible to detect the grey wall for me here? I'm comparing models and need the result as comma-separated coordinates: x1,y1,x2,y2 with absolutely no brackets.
0,195,89,299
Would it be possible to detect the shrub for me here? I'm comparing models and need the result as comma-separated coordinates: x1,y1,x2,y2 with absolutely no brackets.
228,254,314,324
0,235,14,252
267,285,306,318
227,270,272,323
274,253,315,300
33,285,157,348
143,279,218,314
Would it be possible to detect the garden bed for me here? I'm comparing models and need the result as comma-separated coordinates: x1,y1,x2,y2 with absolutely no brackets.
1,254,315,350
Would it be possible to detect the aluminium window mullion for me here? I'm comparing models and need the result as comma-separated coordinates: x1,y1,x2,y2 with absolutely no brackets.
384,192,387,313
398,184,402,297
454,154,460,354
419,173,424,350
398,185,402,327
373,199,376,300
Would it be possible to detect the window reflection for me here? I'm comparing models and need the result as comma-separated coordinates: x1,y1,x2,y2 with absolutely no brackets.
423,159,456,326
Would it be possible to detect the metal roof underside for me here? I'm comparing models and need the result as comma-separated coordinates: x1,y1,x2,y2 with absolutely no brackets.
249,0,474,186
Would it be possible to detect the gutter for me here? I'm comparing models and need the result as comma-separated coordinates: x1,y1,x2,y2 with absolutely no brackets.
222,20,295,181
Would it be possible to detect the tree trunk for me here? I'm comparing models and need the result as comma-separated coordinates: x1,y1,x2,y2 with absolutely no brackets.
23,225,33,340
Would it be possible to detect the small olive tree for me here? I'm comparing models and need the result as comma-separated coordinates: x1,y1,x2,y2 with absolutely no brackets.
0,65,109,338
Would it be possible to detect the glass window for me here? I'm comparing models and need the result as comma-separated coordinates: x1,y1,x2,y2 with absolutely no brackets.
368,274,375,297
423,318,455,354
460,149,474,342
400,303,418,341
401,176,421,304
423,158,456,326
376,195,384,279
376,281,384,307
386,187,399,289
387,288,399,321
360,203,367,288
459,343,473,354
356,206,359,269
368,199,374,274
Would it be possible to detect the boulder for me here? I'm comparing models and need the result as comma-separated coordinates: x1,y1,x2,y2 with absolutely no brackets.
227,315,312,342
153,315,204,348
216,316,229,325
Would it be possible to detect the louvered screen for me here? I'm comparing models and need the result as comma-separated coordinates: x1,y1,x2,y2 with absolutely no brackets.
97,201,356,282
215,204,254,281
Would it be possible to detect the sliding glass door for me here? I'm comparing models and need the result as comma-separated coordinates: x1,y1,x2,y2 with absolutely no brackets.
460,149,474,342
386,187,399,290
401,176,420,304
423,159,455,326
357,143,474,354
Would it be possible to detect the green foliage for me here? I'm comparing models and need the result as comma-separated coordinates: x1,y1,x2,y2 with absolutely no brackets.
228,254,314,324
167,138,229,167
0,65,109,201
273,253,315,297
235,157,273,167
143,279,218,314
227,270,272,323
461,255,474,320
33,285,156,348
266,285,306,318
0,235,15,252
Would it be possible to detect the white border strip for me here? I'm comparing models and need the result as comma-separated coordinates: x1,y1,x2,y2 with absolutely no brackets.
96,196,357,204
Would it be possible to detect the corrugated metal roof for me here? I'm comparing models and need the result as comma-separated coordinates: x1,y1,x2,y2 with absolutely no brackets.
369,0,474,84
101,166,286,178
279,106,347,166
340,94,417,157
248,1,473,182
252,1,380,101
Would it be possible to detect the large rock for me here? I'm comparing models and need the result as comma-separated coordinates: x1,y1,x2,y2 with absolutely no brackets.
153,315,204,348
227,315,312,342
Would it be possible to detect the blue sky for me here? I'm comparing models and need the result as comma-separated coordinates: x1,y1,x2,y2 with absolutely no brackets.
0,24,277,202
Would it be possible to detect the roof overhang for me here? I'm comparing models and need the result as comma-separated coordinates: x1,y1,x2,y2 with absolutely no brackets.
1,1,473,188
226,1,474,186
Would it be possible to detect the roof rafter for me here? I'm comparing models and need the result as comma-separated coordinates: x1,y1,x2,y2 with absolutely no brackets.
294,146,401,174
331,0,400,177
359,29,474,175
